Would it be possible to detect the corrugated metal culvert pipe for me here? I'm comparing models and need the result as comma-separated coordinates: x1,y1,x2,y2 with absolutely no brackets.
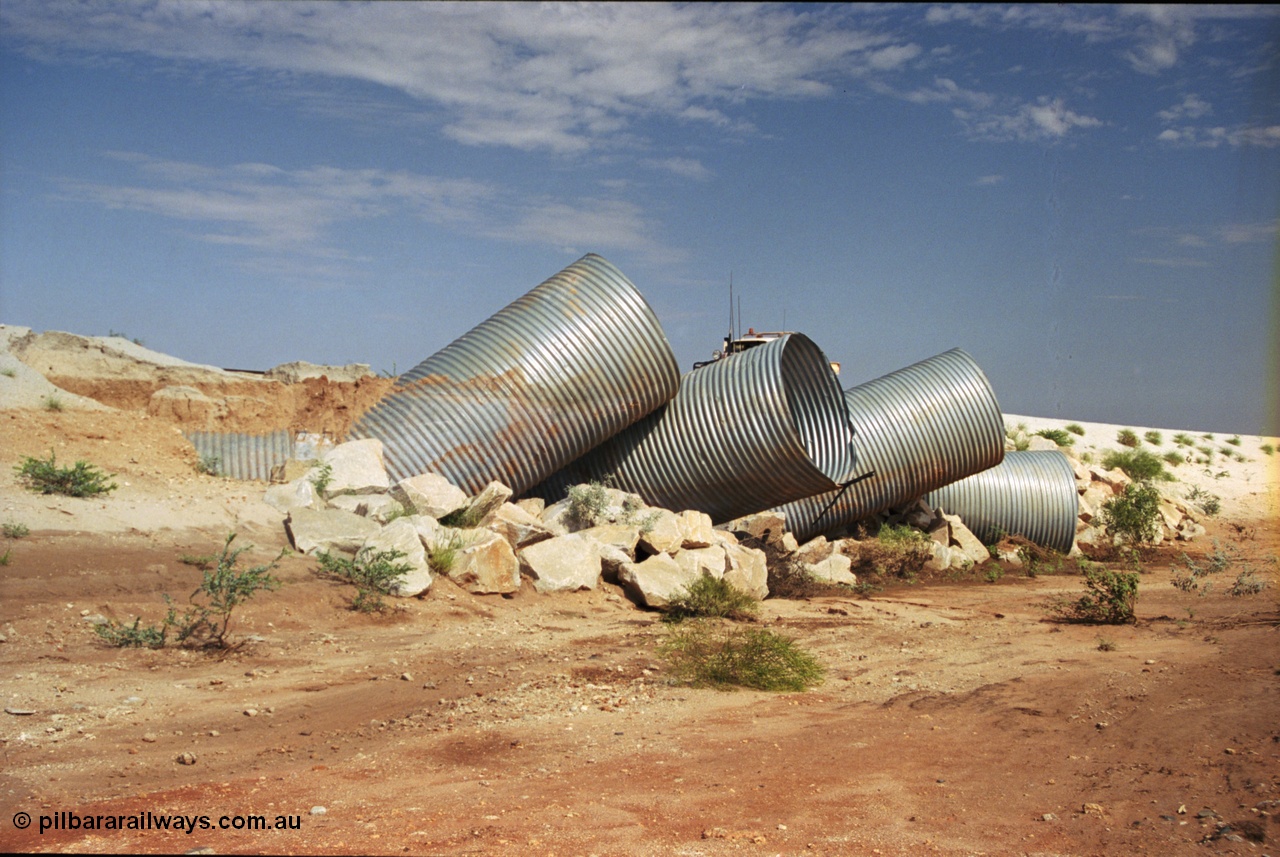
924,450,1079,555
774,348,1005,542
529,333,869,524
186,430,296,482
348,254,681,494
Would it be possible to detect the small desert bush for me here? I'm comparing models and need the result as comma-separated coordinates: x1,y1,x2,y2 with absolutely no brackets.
1101,448,1172,482
15,451,118,498
847,524,932,583
1162,451,1186,467
1186,486,1221,516
1228,571,1267,597
427,530,467,575
664,573,759,623
659,622,824,692
1225,435,1241,447
2,521,30,539
1065,423,1085,437
196,454,221,476
1172,433,1194,447
317,547,412,613
96,534,283,649
1116,429,1139,448
1100,482,1162,546
566,481,611,528
309,461,334,496
1047,567,1138,624
1035,428,1074,447
1261,444,1274,456
1143,430,1163,446
42,394,64,412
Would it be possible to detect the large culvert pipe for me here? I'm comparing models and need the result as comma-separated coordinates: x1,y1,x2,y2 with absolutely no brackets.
348,254,680,494
924,449,1079,555
529,333,868,524
775,349,1005,541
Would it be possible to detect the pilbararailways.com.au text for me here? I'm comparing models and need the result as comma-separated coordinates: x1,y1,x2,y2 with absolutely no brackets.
36,810,301,835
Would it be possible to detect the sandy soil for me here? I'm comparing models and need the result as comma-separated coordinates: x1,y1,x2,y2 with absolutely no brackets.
0,348,1278,856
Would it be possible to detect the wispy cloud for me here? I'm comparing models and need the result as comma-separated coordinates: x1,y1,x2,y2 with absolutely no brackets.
0,2,919,155
1157,93,1212,122
54,152,675,273
973,174,1004,186
956,96,1102,143
642,157,713,181
1157,125,1280,148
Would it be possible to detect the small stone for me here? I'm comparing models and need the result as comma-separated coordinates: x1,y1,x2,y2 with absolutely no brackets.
176,752,197,766
400,673,412,682
4,707,35,716
142,733,157,743
310,806,327,816
208,730,220,737
1042,813,1058,822
243,708,258,717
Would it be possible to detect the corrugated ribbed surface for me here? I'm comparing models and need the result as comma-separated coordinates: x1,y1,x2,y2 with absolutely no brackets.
348,254,680,494
776,349,1005,541
531,333,867,524
186,430,294,482
925,450,1079,554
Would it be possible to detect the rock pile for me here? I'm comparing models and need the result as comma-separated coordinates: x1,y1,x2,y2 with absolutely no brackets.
268,439,770,607
1068,460,1207,548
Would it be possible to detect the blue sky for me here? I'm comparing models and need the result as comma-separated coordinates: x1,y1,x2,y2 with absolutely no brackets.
2,3,1277,435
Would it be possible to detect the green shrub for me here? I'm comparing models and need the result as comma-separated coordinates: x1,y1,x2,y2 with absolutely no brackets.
847,524,932,583
664,573,759,623
1116,429,1139,448
1162,451,1186,467
1049,567,1138,624
428,530,467,576
0,548,10,566
2,521,30,539
1100,482,1162,545
1035,428,1074,447
659,622,824,691
15,451,118,497
196,454,221,476
42,394,64,412
1065,423,1085,436
1186,486,1221,517
1225,435,1241,447
317,547,412,613
1143,430,1163,446
1228,571,1267,597
96,534,283,649
1261,444,1274,456
1101,449,1172,482
1172,433,1194,447
566,481,611,528
310,461,334,496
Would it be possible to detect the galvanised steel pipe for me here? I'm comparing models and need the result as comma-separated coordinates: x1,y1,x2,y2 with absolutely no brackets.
925,450,1079,554
775,349,1005,541
348,254,681,494
530,333,868,524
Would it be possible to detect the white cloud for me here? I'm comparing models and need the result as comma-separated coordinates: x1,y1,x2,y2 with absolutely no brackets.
1157,93,1212,122
973,174,1004,186
0,1,914,154
642,157,712,181
1157,124,1280,148
1217,221,1278,244
956,96,1101,143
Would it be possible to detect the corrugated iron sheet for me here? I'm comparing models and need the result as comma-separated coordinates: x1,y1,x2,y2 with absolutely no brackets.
186,430,295,482
530,333,868,524
774,349,1005,541
347,254,680,495
925,450,1079,554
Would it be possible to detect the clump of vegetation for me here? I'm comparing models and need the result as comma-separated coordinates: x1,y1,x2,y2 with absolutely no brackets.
847,524,932,584
1101,448,1173,482
1065,423,1085,437
196,454,221,476
565,481,613,529
1035,428,1074,447
309,461,334,496
1005,422,1030,451
1261,444,1274,456
317,547,412,613
1225,435,1241,447
659,622,824,692
1100,482,1162,546
1228,571,1267,597
438,504,485,528
1186,486,1221,517
15,451,118,497
2,521,30,539
1116,428,1140,448
96,534,284,649
1143,430,1163,446
1096,637,1117,652
42,394,64,412
1162,451,1186,467
664,573,759,623
1048,567,1138,624
1172,432,1194,447
427,530,467,575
